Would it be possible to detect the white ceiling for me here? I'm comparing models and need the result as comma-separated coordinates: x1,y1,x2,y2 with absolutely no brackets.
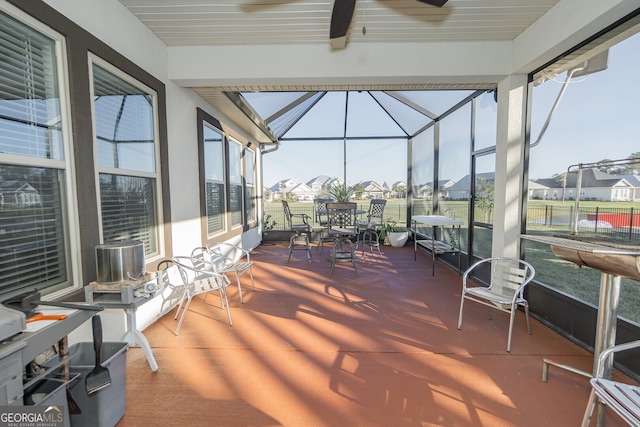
117,1,639,144
118,0,561,48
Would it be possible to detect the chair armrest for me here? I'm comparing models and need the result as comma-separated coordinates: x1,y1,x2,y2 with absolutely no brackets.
595,339,640,378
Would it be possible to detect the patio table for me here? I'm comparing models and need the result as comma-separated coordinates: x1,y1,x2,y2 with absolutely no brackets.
412,215,463,275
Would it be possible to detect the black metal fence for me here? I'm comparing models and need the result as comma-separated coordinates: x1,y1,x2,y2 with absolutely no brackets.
526,204,640,242
265,201,640,243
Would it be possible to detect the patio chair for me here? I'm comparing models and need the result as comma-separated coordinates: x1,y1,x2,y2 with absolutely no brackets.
314,197,335,252
356,199,386,258
457,257,536,352
156,259,186,315
326,202,358,240
172,255,232,335
581,339,640,426
329,237,358,274
206,242,255,303
326,202,359,273
281,200,312,263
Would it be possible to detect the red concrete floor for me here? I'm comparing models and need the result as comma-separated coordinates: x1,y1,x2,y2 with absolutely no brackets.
119,242,631,426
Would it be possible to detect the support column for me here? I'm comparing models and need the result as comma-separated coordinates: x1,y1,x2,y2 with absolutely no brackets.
492,74,528,259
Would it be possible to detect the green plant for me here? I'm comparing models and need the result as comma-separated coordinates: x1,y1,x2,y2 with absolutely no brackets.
264,214,277,230
328,182,356,202
378,221,407,239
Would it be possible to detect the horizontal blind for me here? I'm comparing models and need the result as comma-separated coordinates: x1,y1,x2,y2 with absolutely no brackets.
206,181,225,235
0,11,69,298
0,11,62,160
0,165,67,295
99,174,157,255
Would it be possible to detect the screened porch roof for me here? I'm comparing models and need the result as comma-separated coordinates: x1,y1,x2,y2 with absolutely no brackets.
232,88,491,143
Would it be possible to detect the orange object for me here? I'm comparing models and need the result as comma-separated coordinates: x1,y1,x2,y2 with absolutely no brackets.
26,313,68,323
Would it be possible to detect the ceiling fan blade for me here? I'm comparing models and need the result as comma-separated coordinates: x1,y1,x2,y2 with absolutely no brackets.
329,0,356,49
416,0,448,6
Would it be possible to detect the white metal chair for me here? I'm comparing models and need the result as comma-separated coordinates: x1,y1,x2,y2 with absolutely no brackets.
581,339,640,426
156,259,186,315
206,242,255,303
172,255,232,335
457,257,536,352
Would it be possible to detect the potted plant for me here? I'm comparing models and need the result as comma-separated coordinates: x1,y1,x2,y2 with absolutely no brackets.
328,182,356,202
379,221,409,247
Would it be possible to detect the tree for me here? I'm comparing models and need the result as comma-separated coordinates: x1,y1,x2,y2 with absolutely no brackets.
392,185,407,198
353,183,365,199
475,177,494,222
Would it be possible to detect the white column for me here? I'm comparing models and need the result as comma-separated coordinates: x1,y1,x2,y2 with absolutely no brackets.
492,74,528,259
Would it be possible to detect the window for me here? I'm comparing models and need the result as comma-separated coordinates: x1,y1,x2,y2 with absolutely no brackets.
91,58,161,256
204,123,226,235
0,8,77,297
411,127,435,217
525,29,640,323
228,137,243,227
244,148,256,224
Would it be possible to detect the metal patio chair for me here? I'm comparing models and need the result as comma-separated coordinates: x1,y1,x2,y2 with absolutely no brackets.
172,255,232,335
206,242,255,303
457,257,535,352
281,200,312,263
581,339,640,426
356,198,386,258
314,197,335,252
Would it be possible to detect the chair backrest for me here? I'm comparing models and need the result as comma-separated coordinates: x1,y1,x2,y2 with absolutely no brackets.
314,198,333,224
281,200,293,227
208,242,248,264
326,202,358,231
367,199,386,223
489,258,535,296
191,247,214,271
156,259,181,291
173,255,228,292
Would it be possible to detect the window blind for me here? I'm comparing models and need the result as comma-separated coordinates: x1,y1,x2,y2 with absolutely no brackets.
0,11,69,297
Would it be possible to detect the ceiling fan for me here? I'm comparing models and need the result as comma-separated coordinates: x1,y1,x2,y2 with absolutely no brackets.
330,0,449,49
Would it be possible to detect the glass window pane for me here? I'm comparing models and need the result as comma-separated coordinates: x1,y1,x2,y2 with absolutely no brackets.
525,31,640,323
439,103,471,252
411,127,434,217
93,64,155,173
473,153,495,259
99,174,157,254
0,164,68,295
92,61,160,255
204,124,225,235
0,11,72,298
0,11,63,160
229,138,243,227
474,91,497,150
245,149,256,223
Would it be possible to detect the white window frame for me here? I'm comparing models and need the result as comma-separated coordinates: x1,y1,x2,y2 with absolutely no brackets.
204,122,227,237
88,54,164,260
0,3,81,298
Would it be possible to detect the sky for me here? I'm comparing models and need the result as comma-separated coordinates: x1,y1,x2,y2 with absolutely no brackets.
261,31,640,188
